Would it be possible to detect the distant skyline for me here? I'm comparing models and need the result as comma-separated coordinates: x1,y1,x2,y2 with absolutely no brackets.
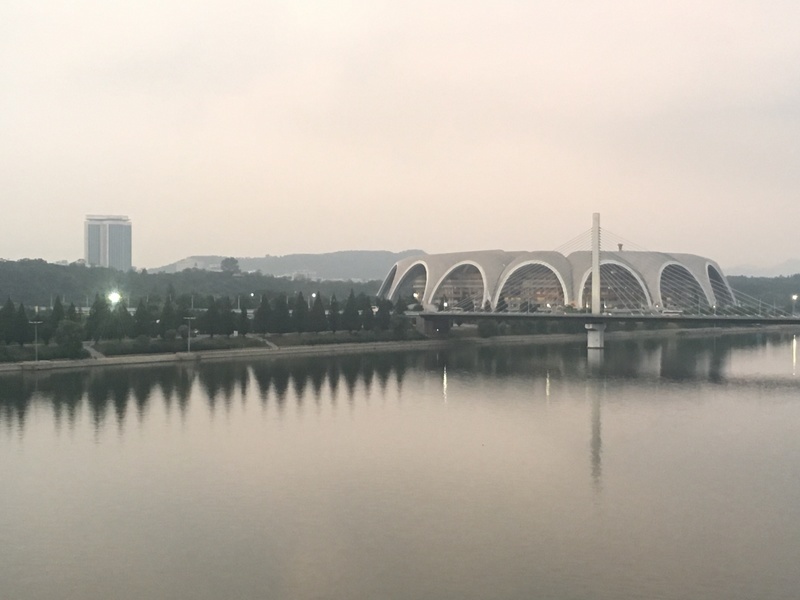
2,1,799,269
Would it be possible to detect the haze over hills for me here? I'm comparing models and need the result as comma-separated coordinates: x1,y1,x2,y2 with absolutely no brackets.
150,249,800,281
725,259,800,278
153,250,425,281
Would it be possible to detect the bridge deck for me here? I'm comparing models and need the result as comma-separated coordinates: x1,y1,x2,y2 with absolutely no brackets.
416,311,800,327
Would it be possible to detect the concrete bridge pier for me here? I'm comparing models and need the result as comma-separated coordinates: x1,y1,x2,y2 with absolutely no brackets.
585,323,606,349
587,348,604,370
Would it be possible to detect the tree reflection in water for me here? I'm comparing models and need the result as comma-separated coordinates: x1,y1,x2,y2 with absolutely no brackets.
0,332,792,438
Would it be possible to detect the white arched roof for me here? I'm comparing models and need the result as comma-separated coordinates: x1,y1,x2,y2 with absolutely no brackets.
575,258,654,308
493,252,573,307
380,249,736,310
429,260,490,307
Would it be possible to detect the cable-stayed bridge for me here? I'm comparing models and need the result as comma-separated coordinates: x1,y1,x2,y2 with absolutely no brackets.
379,214,800,347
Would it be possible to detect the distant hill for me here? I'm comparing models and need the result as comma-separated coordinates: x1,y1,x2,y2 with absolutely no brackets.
153,250,425,281
726,259,800,277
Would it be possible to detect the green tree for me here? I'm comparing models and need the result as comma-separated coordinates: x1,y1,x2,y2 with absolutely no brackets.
12,303,31,346
50,296,65,329
65,302,80,322
85,294,110,341
54,320,84,357
237,307,250,336
271,294,291,334
41,296,65,346
198,296,220,337
112,300,134,339
357,293,374,331
220,257,240,274
133,299,153,337
39,315,54,346
308,293,328,333
328,295,340,333
341,290,360,332
292,292,309,333
174,294,190,324
0,297,15,344
159,297,179,338
219,296,235,336
393,296,406,315
376,299,392,330
253,294,272,334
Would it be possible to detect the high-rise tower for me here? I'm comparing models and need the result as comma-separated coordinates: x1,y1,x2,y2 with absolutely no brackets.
84,215,132,271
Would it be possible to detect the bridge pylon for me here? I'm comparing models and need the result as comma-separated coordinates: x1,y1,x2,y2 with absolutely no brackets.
591,212,601,315
587,213,606,351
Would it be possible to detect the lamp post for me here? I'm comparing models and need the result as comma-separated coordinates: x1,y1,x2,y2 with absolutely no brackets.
793,294,798,315
30,318,43,362
184,316,196,352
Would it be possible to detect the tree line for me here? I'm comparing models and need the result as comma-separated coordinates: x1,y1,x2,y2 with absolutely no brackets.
0,290,411,356
0,296,84,356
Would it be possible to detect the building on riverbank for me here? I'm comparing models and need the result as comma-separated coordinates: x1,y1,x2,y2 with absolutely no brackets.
379,250,736,313
84,215,132,271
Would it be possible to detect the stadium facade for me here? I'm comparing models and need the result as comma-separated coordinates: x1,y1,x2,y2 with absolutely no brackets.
378,250,735,313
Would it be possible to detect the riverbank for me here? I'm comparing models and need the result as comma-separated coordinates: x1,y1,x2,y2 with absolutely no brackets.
1,324,798,374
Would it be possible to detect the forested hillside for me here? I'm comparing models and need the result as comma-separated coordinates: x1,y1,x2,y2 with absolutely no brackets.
727,274,800,311
0,259,380,308
155,250,423,280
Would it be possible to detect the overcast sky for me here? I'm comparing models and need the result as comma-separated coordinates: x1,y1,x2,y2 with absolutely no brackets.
2,1,799,269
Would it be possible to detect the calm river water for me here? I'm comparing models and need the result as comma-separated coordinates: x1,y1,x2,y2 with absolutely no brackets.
2,333,800,600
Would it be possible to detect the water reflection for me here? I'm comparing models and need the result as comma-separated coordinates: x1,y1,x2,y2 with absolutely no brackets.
0,332,796,438
591,385,603,492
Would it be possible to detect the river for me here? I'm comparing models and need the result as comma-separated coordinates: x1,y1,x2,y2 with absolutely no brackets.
2,332,799,599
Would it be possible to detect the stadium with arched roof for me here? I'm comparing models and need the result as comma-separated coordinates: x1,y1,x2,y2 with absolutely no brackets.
378,250,735,313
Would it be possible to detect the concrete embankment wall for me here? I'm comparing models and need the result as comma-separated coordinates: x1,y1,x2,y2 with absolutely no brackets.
1,325,797,374
0,339,453,374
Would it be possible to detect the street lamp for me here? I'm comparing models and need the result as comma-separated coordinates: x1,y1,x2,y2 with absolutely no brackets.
184,316,196,352
793,294,798,315
30,318,43,362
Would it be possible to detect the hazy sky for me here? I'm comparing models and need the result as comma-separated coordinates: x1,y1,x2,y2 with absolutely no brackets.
2,1,799,269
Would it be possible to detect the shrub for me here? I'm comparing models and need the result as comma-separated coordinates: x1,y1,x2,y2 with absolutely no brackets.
133,335,151,351
391,315,411,339
477,319,499,338
54,320,84,357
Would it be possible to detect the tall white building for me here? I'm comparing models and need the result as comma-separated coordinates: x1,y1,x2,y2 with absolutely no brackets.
84,215,132,271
